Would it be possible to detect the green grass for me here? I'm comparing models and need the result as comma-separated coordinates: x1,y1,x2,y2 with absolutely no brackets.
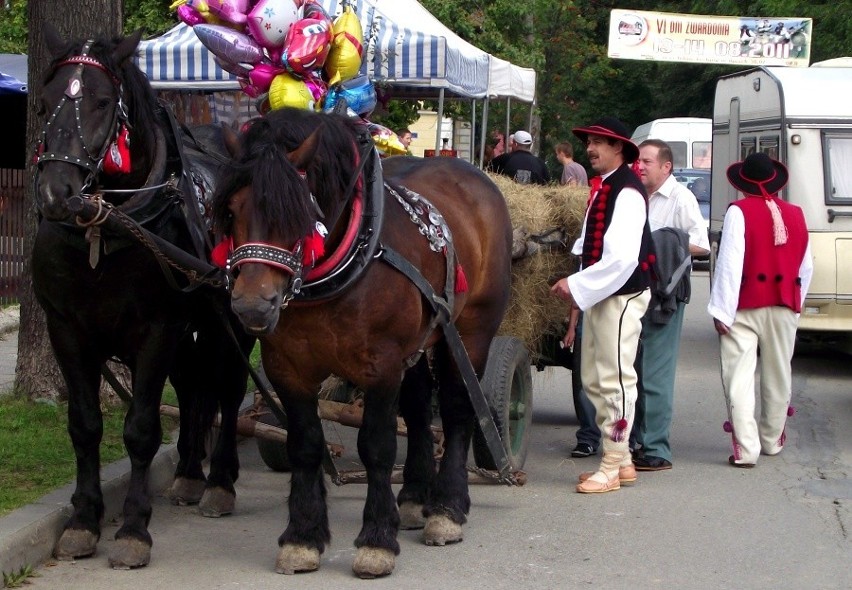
0,342,262,518
0,397,127,517
0,391,179,518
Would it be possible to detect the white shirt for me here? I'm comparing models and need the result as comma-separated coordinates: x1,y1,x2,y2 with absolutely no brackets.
568,170,646,311
707,205,814,326
647,174,710,253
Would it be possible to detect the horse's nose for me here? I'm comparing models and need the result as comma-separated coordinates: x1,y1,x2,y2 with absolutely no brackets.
231,285,282,335
37,179,74,221
35,163,87,221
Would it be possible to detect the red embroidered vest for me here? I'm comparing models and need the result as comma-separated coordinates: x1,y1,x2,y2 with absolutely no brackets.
733,197,808,312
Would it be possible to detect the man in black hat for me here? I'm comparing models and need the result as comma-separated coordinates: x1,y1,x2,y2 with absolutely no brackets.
550,116,655,493
708,152,813,468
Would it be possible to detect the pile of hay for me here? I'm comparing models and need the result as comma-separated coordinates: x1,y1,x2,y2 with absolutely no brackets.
488,174,588,362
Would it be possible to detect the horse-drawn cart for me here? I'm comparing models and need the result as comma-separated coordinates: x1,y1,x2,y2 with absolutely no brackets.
36,30,585,576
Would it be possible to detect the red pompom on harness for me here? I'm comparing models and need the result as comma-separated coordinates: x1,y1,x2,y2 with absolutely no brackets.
103,125,131,175
211,236,233,269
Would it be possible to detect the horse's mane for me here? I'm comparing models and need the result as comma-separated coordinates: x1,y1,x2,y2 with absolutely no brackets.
46,35,160,164
213,108,362,241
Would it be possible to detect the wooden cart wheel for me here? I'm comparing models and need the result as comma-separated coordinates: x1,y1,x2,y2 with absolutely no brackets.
255,411,291,472
472,336,533,470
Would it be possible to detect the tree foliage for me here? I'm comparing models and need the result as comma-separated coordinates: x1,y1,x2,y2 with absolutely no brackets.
0,0,27,53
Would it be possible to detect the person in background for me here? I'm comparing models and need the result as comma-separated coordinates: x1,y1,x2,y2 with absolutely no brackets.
630,139,710,472
563,308,601,459
396,128,413,151
555,142,589,187
550,116,654,494
487,130,550,185
708,152,812,468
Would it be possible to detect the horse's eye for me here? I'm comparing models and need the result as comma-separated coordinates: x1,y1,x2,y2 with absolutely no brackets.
96,98,111,109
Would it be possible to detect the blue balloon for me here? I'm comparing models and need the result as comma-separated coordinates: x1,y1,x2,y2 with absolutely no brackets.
323,74,376,117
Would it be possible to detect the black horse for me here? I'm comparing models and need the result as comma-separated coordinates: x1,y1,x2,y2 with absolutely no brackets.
32,28,254,568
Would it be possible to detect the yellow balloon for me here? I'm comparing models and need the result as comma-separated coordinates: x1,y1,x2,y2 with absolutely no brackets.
367,123,408,156
325,6,364,87
268,73,316,111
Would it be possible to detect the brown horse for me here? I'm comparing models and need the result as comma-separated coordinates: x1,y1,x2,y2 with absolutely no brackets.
213,108,513,577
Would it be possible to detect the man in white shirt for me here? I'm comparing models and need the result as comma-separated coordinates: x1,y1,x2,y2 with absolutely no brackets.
631,140,710,472
708,152,813,467
551,117,654,494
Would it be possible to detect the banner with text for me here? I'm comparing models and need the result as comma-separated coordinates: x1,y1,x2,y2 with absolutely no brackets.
608,10,812,67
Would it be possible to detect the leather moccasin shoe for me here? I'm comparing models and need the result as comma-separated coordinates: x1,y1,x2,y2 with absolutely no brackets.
728,455,756,468
576,471,621,494
632,455,672,471
578,464,637,486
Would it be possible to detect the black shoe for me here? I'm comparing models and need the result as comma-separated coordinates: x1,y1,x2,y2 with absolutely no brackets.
570,443,596,458
632,455,672,471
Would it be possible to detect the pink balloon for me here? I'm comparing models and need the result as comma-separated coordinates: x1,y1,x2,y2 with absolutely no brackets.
238,77,263,98
303,72,327,103
193,24,265,65
247,0,300,50
206,0,249,25
176,5,207,27
248,63,286,92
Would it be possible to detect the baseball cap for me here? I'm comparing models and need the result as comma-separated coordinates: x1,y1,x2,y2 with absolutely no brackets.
513,130,533,145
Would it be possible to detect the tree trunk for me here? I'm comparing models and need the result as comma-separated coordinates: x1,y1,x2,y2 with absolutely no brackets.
18,0,125,401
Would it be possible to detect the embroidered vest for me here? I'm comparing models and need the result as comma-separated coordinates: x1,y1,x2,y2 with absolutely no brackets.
733,197,809,312
581,164,655,296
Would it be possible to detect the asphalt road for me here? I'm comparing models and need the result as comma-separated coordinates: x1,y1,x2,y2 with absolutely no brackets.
20,272,852,589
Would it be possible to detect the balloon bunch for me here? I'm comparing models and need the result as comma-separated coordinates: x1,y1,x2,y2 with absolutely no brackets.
172,0,407,155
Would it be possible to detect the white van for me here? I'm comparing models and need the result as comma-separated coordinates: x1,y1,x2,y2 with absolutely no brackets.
710,61,852,341
630,117,712,170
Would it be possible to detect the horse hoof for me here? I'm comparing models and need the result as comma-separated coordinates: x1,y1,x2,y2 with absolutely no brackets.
275,544,320,574
398,502,426,530
353,547,395,578
198,487,235,517
423,514,463,546
54,529,98,560
108,538,151,569
166,477,206,506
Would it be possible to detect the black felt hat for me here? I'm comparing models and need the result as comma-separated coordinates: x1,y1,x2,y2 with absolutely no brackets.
726,152,789,197
572,116,639,163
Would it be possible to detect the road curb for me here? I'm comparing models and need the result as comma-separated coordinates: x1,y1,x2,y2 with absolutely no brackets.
0,442,179,577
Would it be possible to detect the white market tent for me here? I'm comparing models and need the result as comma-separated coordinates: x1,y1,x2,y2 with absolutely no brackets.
135,0,536,158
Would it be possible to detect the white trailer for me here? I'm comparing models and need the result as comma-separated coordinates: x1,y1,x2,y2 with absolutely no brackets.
710,62,852,341
630,117,712,169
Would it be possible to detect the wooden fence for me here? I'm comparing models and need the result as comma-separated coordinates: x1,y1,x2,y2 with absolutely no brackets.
0,168,26,306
